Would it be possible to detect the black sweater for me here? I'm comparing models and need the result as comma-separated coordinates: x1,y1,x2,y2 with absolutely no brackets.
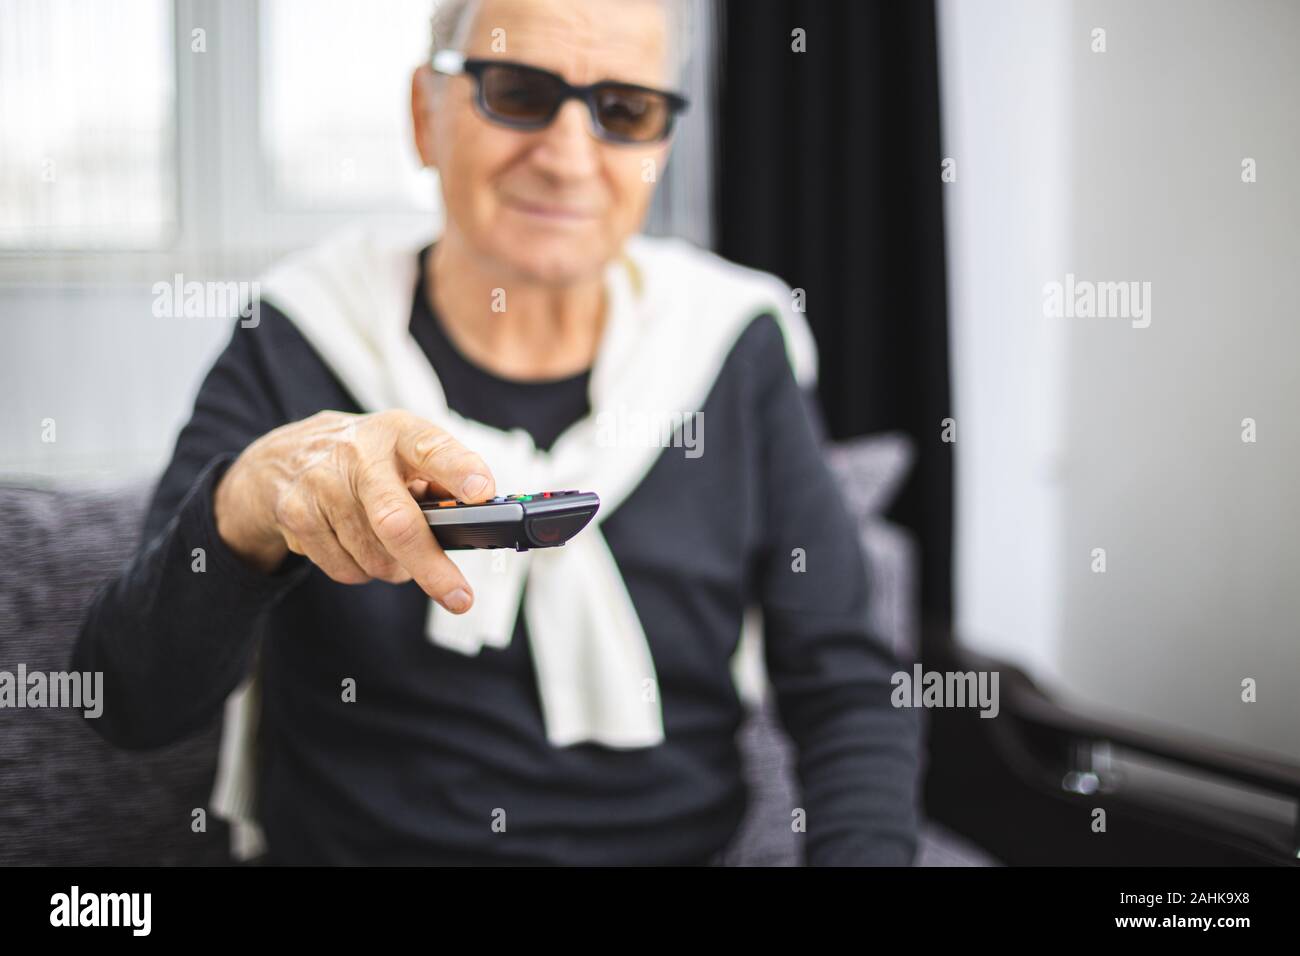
72,247,920,865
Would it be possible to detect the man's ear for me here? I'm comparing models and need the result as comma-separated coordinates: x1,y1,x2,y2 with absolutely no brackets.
411,65,439,170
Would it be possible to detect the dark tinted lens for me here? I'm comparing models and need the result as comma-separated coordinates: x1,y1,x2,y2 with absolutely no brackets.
593,86,672,142
479,64,563,125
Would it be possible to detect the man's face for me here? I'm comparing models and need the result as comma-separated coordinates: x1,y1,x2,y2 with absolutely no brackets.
415,0,675,286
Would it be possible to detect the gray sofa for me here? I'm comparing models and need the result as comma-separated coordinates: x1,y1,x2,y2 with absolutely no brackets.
0,434,993,866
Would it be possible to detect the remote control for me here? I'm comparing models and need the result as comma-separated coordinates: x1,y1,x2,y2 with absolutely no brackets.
420,491,600,551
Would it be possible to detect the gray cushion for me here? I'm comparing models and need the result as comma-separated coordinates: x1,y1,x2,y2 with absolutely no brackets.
826,432,921,662
0,481,230,865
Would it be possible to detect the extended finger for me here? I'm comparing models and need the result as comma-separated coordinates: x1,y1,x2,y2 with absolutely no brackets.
353,460,474,612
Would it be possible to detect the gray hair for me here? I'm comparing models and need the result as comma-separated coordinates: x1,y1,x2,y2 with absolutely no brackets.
429,0,692,87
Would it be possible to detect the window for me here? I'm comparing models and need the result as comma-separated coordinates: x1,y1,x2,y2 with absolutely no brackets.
259,0,437,212
0,0,176,249
0,0,712,279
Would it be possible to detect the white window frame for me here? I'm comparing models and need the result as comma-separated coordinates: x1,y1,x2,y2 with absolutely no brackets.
0,0,435,287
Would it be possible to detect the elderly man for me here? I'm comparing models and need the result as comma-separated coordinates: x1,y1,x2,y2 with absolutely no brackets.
73,0,919,865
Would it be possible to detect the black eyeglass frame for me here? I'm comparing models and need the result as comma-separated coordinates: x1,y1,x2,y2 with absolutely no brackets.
431,50,690,145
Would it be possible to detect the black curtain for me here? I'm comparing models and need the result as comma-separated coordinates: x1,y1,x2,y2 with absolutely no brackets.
712,0,952,622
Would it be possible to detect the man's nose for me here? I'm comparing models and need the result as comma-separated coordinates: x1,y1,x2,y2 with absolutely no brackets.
530,98,601,178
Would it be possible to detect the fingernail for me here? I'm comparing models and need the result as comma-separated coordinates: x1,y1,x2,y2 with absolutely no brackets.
441,588,472,613
462,474,489,499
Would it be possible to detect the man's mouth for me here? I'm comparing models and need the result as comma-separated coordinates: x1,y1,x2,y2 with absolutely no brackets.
503,196,598,222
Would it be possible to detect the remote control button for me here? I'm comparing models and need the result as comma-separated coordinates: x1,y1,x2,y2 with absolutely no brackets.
437,500,458,508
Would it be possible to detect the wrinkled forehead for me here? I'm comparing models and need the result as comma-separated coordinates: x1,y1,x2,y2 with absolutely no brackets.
462,0,672,89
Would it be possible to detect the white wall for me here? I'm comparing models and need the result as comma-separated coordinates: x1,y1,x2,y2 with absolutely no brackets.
0,287,231,481
938,0,1074,690
941,0,1300,762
